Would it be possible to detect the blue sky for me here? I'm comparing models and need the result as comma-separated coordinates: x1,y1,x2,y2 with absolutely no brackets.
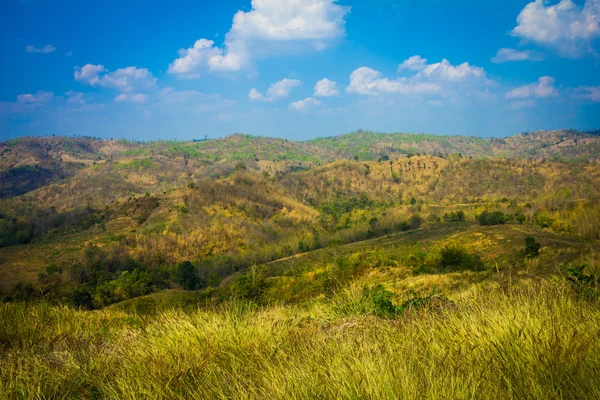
1,0,599,140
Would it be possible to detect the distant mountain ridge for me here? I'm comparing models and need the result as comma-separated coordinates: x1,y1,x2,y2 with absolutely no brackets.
1,129,598,199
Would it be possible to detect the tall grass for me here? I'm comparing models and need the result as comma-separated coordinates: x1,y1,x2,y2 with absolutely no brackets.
1,282,599,399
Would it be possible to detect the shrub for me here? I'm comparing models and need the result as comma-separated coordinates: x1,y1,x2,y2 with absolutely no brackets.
177,261,200,291
232,265,268,302
478,211,506,226
564,265,598,300
439,246,484,271
363,285,397,318
443,211,465,222
524,237,541,258
410,215,422,229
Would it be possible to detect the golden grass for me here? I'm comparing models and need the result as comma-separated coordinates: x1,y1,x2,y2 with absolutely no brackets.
1,281,599,399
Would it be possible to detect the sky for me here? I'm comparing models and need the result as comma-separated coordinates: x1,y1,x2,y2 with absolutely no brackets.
1,0,599,141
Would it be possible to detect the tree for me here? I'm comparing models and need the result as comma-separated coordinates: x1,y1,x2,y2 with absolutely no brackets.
516,213,526,224
177,261,200,290
410,197,417,205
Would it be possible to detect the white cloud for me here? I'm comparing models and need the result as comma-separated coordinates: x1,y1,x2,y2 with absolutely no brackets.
421,59,484,81
511,0,600,57
16,91,54,103
346,67,441,96
506,76,558,99
65,91,85,105
26,44,56,53
289,97,322,111
168,0,351,76
398,55,428,71
575,85,600,101
249,78,301,101
314,78,339,97
114,93,149,103
348,57,488,99
74,64,157,92
491,48,544,63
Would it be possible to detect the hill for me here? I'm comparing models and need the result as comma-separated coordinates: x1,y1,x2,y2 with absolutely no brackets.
1,129,600,398
1,129,599,199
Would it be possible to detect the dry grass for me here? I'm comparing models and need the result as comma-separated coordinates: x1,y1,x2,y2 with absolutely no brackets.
1,281,599,399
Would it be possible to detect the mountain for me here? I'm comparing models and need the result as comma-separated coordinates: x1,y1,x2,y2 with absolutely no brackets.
1,129,598,200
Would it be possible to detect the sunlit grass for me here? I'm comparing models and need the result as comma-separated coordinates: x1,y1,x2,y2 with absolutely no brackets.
1,281,599,399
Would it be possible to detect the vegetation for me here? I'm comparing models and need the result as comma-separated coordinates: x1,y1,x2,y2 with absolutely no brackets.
1,130,600,398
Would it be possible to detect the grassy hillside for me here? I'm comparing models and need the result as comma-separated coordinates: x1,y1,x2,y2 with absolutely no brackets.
1,130,600,398
1,223,599,398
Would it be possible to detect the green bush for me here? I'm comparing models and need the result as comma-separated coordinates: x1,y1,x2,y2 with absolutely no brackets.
524,237,541,258
232,265,268,302
564,265,598,300
443,211,465,222
177,261,200,291
439,246,484,271
477,211,506,226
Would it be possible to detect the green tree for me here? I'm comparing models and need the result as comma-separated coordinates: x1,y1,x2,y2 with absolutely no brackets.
177,261,200,290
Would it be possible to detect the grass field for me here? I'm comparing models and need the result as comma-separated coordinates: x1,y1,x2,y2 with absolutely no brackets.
1,280,599,399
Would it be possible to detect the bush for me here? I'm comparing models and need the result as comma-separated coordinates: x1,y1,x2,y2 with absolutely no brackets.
478,211,506,226
410,215,422,229
362,285,452,319
443,211,465,222
564,265,598,300
439,246,484,271
177,261,200,290
232,265,268,302
524,237,541,258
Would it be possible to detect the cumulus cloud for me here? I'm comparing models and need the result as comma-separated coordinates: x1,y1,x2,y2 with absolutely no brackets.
249,78,301,101
26,44,56,53
74,64,157,92
114,93,149,103
314,78,339,97
491,48,544,63
420,59,485,81
17,91,54,103
398,55,428,71
511,0,600,57
289,97,323,111
168,0,351,76
506,76,558,99
346,67,441,96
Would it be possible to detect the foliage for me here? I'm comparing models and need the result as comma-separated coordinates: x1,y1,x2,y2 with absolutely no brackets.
232,265,268,302
524,237,541,258
443,211,465,222
565,265,598,300
478,210,506,226
176,261,200,291
439,246,485,271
